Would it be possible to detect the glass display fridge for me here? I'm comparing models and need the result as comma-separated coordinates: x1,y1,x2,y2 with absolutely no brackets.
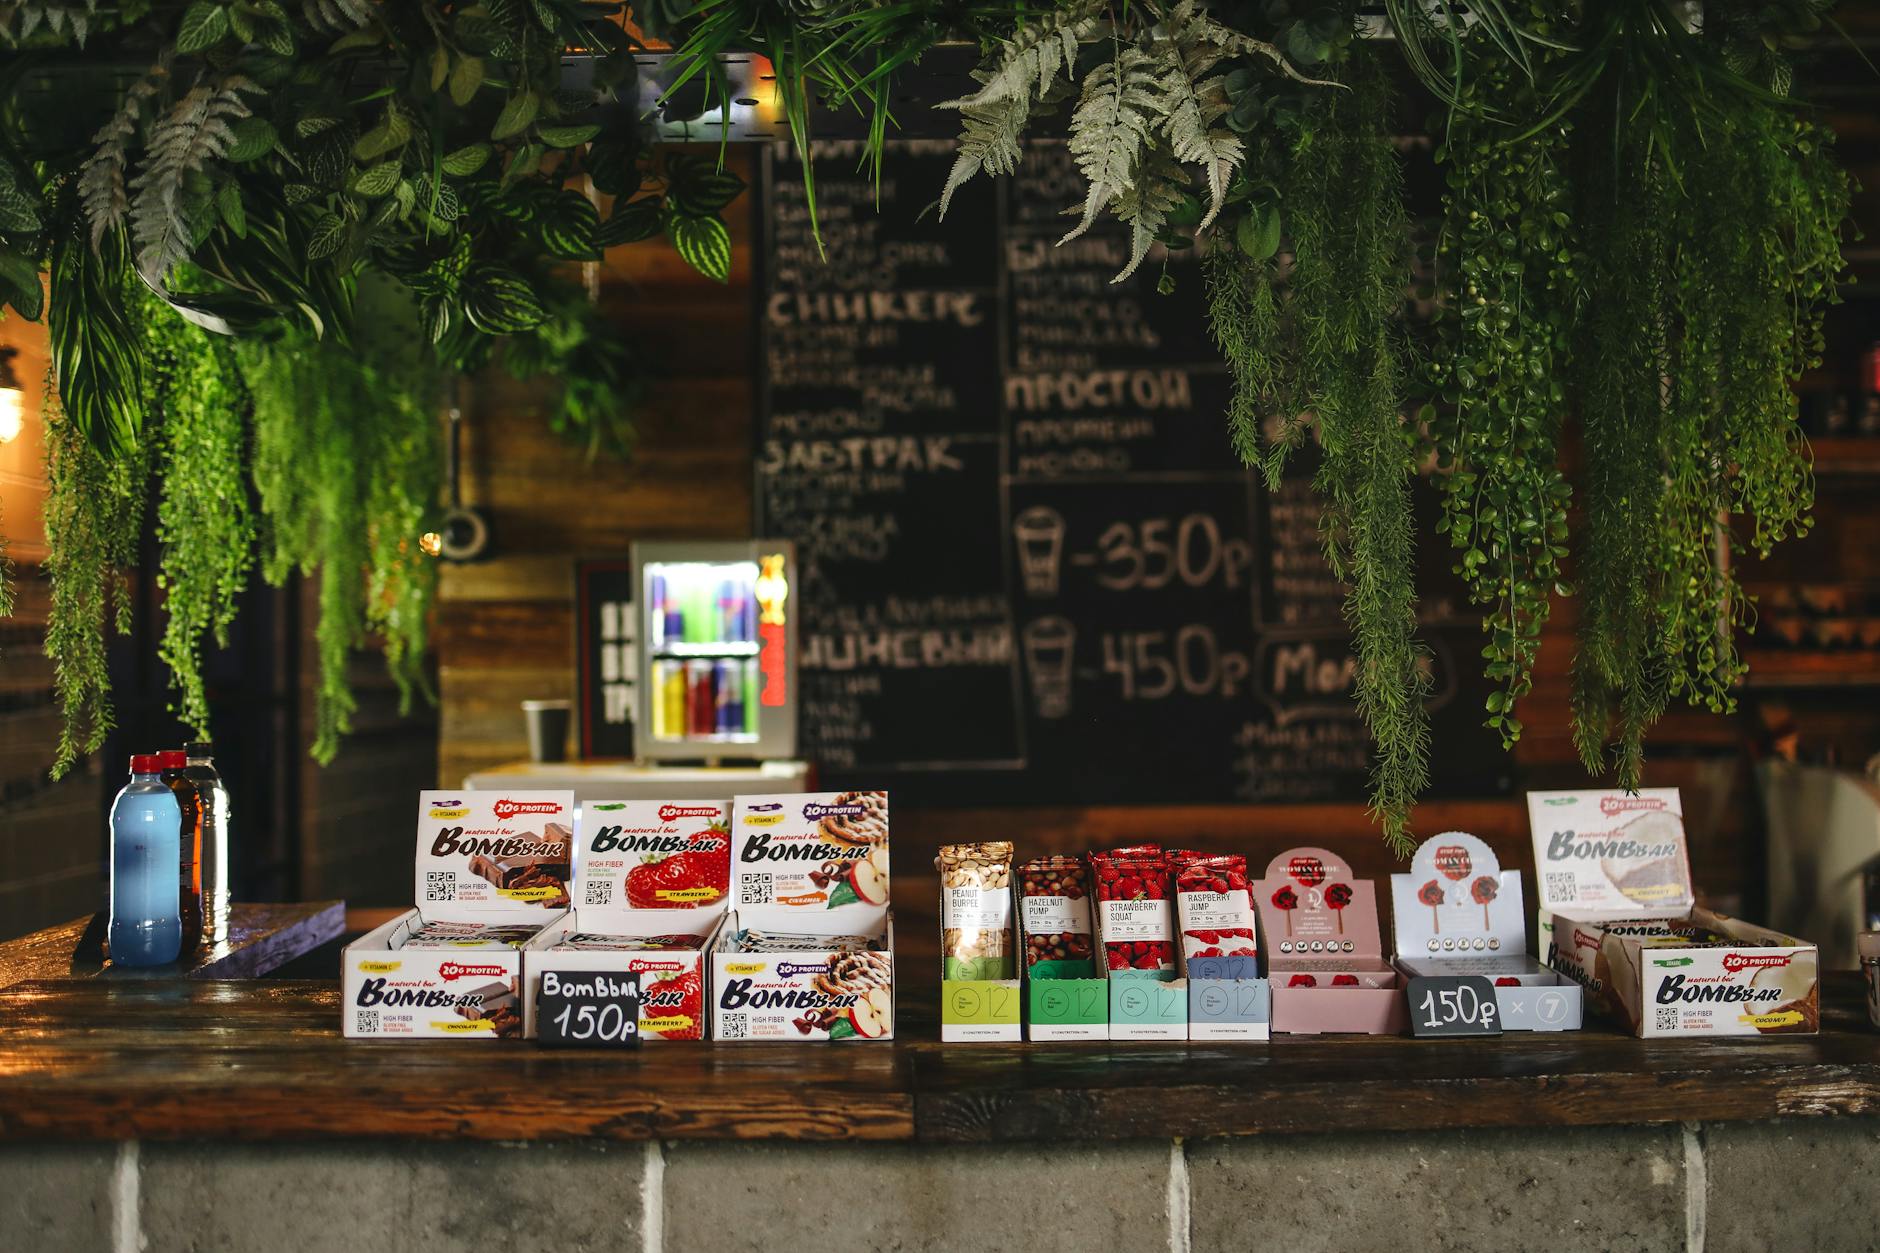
632,539,798,763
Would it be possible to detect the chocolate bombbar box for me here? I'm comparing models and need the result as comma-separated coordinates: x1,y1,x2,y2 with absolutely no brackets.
1528,789,1818,1037
342,791,575,1039
711,791,895,1041
521,800,732,1042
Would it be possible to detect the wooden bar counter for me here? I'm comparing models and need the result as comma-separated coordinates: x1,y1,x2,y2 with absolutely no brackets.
6,975,1880,1251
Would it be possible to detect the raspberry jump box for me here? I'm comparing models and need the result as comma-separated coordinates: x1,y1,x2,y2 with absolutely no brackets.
342,791,574,1039
1255,847,1407,1035
521,800,732,1042
711,791,895,1041
1390,832,1582,1032
1529,789,1818,1037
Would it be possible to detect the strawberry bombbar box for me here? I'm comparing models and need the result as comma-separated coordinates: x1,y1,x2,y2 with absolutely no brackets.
711,791,895,1041
1256,847,1407,1035
1391,832,1583,1032
521,800,732,1042
1529,788,1819,1037
343,791,575,1039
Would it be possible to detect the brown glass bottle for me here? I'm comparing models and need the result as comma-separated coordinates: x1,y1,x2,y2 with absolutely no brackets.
157,750,202,955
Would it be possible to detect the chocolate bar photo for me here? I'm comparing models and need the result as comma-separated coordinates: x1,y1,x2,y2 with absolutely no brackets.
456,980,522,1038
467,822,572,907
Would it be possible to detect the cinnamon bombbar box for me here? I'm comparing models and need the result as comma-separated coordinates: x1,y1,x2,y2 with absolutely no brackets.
342,791,574,1040
1529,789,1818,1037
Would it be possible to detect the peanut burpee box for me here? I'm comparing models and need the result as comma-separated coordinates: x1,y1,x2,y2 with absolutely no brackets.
343,791,574,1040
1390,831,1582,1032
711,791,895,1042
1528,788,1818,1037
521,800,732,1042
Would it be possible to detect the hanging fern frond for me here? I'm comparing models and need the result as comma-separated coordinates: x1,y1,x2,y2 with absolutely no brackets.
302,0,373,33
79,54,171,250
1062,44,1158,243
1150,0,1243,230
935,1,1102,216
127,76,263,282
1111,145,1186,280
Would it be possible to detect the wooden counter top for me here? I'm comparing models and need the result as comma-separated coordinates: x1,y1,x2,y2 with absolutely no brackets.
3,976,1879,1144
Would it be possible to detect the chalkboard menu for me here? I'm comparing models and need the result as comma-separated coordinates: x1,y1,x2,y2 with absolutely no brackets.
757,140,1504,806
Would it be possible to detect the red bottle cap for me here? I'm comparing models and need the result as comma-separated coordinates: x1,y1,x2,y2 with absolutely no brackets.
130,754,161,773
157,750,188,770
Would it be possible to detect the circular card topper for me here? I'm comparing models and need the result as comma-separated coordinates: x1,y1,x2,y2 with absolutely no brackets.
1289,856,1327,888
1434,844,1473,881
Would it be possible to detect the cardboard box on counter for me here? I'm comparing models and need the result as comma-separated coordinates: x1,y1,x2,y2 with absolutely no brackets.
1390,831,1582,1033
1256,847,1407,1035
710,792,895,1041
937,843,1022,1042
521,800,733,1042
342,791,574,1040
1529,789,1818,1037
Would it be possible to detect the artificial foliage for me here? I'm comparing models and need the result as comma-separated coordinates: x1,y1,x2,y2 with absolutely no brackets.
0,0,1859,849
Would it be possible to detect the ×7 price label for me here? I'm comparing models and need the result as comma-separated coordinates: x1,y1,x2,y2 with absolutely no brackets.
1407,974,1502,1039
536,969,642,1049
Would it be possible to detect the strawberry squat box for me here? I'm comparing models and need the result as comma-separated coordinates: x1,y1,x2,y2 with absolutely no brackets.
711,791,895,1041
1529,788,1819,1037
521,800,733,1041
342,791,574,1039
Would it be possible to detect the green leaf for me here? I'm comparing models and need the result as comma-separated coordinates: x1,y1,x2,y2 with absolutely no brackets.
227,5,254,41
429,46,450,94
537,192,600,260
295,115,340,139
176,2,230,53
441,143,492,176
306,212,346,260
535,123,602,149
825,879,859,909
350,161,401,197
215,180,246,237
594,197,660,248
0,248,43,321
448,55,485,107
1236,203,1281,261
491,91,539,141
228,117,278,163
665,212,730,283
463,264,547,334
825,1018,856,1040
667,162,744,215
353,115,409,162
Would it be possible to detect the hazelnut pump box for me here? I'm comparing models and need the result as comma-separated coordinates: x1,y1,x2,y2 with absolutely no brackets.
521,800,733,1042
1255,847,1407,1035
342,791,575,1040
710,791,896,1041
1529,789,1819,1037
1390,832,1583,1032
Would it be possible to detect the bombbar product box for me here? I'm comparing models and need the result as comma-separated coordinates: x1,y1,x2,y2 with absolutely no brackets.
521,800,732,1042
1390,832,1582,1032
711,791,895,1041
1529,789,1818,1037
1256,847,1407,1035
342,791,574,1039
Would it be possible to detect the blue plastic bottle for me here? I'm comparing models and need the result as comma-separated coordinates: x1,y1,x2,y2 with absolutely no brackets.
108,754,183,967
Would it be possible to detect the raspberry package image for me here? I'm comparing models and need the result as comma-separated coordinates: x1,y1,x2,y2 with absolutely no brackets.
1175,855,1258,963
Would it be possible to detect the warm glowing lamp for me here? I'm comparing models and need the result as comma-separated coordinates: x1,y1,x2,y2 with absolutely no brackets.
0,347,22,444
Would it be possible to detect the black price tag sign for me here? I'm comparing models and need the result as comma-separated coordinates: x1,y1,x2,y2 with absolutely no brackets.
535,969,642,1048
1407,974,1502,1038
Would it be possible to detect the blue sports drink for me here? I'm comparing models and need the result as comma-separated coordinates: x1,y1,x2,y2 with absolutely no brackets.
108,754,183,967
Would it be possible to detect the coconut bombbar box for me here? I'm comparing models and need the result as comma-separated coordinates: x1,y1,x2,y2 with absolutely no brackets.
1391,831,1582,1032
521,800,732,1042
1529,789,1818,1037
342,791,574,1040
711,791,894,1041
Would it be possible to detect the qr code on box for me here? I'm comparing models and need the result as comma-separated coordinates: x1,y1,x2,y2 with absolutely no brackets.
739,875,772,906
425,871,455,902
720,1015,748,1040
1655,1007,1679,1033
356,1010,380,1033
1545,872,1577,904
585,880,613,906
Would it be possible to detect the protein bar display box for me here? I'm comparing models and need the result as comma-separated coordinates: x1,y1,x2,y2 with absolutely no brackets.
632,540,798,763
342,791,575,1040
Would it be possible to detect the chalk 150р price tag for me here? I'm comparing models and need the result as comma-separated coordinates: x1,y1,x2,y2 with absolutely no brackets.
1407,974,1502,1038
536,969,641,1048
